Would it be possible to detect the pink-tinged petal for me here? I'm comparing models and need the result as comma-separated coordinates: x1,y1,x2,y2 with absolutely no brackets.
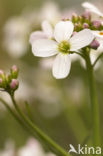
70,29,94,51
42,20,53,38
29,31,47,44
52,53,71,79
32,39,58,57
54,21,74,43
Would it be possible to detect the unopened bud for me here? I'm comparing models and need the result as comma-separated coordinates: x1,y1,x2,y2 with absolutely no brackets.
6,74,12,83
62,18,69,21
83,23,89,29
72,13,78,23
74,23,82,31
11,65,19,78
82,11,91,20
90,40,100,50
0,70,6,83
10,79,19,90
92,20,101,29
0,70,4,76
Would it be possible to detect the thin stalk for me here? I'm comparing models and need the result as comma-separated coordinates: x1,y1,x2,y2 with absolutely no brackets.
0,98,36,136
93,53,103,67
72,51,85,59
10,94,70,156
0,98,62,154
85,53,101,148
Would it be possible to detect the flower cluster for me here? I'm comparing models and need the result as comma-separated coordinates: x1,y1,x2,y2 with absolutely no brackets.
70,12,103,32
82,2,103,62
0,65,19,95
29,2,103,79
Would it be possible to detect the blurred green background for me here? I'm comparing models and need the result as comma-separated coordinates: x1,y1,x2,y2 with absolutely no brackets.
0,0,103,155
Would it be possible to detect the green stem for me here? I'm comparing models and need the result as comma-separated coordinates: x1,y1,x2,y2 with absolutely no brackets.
0,98,62,154
0,98,37,137
93,53,103,67
10,94,70,156
85,53,101,148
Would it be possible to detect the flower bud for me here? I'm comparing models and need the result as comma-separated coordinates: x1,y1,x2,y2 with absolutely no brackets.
11,65,19,78
72,13,78,23
10,79,19,90
0,77,6,88
92,20,101,29
82,11,91,20
74,23,82,31
0,70,6,83
0,70,5,78
62,18,69,21
90,40,100,50
6,74,12,83
83,23,89,29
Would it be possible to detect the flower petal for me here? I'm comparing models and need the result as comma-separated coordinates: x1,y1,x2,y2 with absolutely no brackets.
82,2,103,17
42,20,53,38
29,31,47,44
52,53,71,79
92,31,103,39
70,29,94,51
97,39,103,52
32,39,58,57
54,21,74,43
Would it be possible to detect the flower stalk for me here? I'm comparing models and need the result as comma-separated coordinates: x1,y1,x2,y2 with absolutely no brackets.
10,94,70,156
84,52,101,149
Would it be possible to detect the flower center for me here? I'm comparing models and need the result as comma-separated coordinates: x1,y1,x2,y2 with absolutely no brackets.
99,32,103,36
58,41,70,54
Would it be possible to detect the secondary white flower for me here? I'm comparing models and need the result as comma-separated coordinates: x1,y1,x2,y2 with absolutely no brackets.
29,20,53,44
92,31,103,39
92,31,103,52
82,2,103,17
30,21,94,79
79,30,103,70
88,31,103,69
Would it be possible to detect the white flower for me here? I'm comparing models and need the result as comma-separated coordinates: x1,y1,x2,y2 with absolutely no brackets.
92,30,103,39
82,2,103,17
30,21,94,79
29,20,53,44
88,31,103,69
92,31,103,52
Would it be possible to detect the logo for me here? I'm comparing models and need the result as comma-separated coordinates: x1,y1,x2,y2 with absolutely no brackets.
69,144,101,155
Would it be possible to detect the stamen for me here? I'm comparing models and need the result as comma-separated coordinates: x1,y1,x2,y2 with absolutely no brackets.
99,32,103,35
58,41,70,54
